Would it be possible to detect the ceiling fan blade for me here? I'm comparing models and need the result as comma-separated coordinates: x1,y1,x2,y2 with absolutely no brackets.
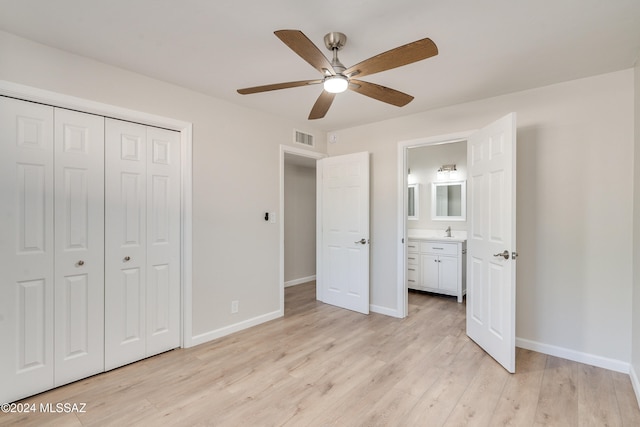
237,79,322,95
275,30,335,76
348,79,414,107
344,38,438,78
308,91,336,119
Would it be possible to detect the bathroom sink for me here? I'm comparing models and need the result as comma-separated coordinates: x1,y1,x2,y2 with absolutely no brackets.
407,229,467,242
433,236,466,242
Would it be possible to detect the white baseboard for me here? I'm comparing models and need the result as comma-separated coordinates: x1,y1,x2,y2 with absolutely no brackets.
186,310,282,348
516,337,630,373
370,304,402,318
284,275,316,288
630,364,640,409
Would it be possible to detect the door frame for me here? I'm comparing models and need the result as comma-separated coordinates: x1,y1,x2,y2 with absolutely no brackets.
279,145,327,312
396,130,473,318
0,80,195,347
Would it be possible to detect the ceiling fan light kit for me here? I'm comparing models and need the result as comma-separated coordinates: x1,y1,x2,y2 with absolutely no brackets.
323,75,349,93
237,30,438,119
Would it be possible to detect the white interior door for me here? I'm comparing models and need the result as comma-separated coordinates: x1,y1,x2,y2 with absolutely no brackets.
317,152,370,314
105,119,148,370
0,97,55,403
466,113,517,373
53,108,105,386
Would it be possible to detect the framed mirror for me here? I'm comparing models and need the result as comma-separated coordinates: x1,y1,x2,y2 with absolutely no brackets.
408,183,419,220
431,181,466,221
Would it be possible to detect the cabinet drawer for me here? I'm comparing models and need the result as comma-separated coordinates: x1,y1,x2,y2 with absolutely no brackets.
407,265,420,289
407,240,419,253
421,242,457,256
407,253,419,265
407,266,419,286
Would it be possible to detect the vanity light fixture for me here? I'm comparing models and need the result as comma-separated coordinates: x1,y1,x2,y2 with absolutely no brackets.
437,164,457,181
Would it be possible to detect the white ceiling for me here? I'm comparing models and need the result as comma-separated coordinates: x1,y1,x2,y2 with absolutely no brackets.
1,0,639,131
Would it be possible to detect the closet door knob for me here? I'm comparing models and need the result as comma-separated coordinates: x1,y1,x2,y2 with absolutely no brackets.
124,256,131,262
77,260,85,266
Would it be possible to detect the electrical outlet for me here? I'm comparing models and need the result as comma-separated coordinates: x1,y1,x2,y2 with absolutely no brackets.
231,300,239,314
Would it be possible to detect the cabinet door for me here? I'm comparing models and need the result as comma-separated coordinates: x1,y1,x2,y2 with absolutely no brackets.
0,97,55,403
105,119,148,370
421,254,439,289
439,256,458,292
54,108,105,386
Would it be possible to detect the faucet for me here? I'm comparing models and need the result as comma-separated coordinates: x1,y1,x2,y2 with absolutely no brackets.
445,226,452,237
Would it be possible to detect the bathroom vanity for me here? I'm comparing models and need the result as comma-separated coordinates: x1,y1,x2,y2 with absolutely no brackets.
407,231,467,303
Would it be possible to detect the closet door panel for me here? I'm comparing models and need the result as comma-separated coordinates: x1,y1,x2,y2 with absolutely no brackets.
148,264,170,335
105,118,147,370
54,108,105,386
0,97,55,403
146,127,181,355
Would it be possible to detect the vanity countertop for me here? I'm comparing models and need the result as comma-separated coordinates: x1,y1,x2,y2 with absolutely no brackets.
407,229,467,243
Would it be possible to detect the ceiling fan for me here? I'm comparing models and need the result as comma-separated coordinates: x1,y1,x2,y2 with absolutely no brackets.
237,30,438,120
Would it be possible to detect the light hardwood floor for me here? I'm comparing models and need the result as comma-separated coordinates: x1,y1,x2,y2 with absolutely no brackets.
2,282,640,426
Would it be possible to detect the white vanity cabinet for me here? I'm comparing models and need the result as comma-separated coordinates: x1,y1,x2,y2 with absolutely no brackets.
407,239,467,303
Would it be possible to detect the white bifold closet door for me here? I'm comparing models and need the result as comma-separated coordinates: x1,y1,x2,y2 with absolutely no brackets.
104,118,181,371
0,98,55,402
53,108,105,385
0,98,105,403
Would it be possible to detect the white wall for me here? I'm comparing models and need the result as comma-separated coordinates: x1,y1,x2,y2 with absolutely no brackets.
408,141,467,231
284,163,316,284
632,59,640,398
0,31,327,340
329,70,635,365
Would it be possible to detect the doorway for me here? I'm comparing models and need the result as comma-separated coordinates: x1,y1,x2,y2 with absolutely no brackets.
397,131,474,318
279,145,326,314
406,140,468,306
397,113,518,373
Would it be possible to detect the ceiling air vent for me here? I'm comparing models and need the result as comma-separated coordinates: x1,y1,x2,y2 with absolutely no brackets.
294,129,314,147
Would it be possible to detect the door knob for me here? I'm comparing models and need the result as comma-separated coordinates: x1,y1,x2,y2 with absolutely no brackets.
76,260,85,266
123,256,131,262
493,250,510,260
354,238,367,245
